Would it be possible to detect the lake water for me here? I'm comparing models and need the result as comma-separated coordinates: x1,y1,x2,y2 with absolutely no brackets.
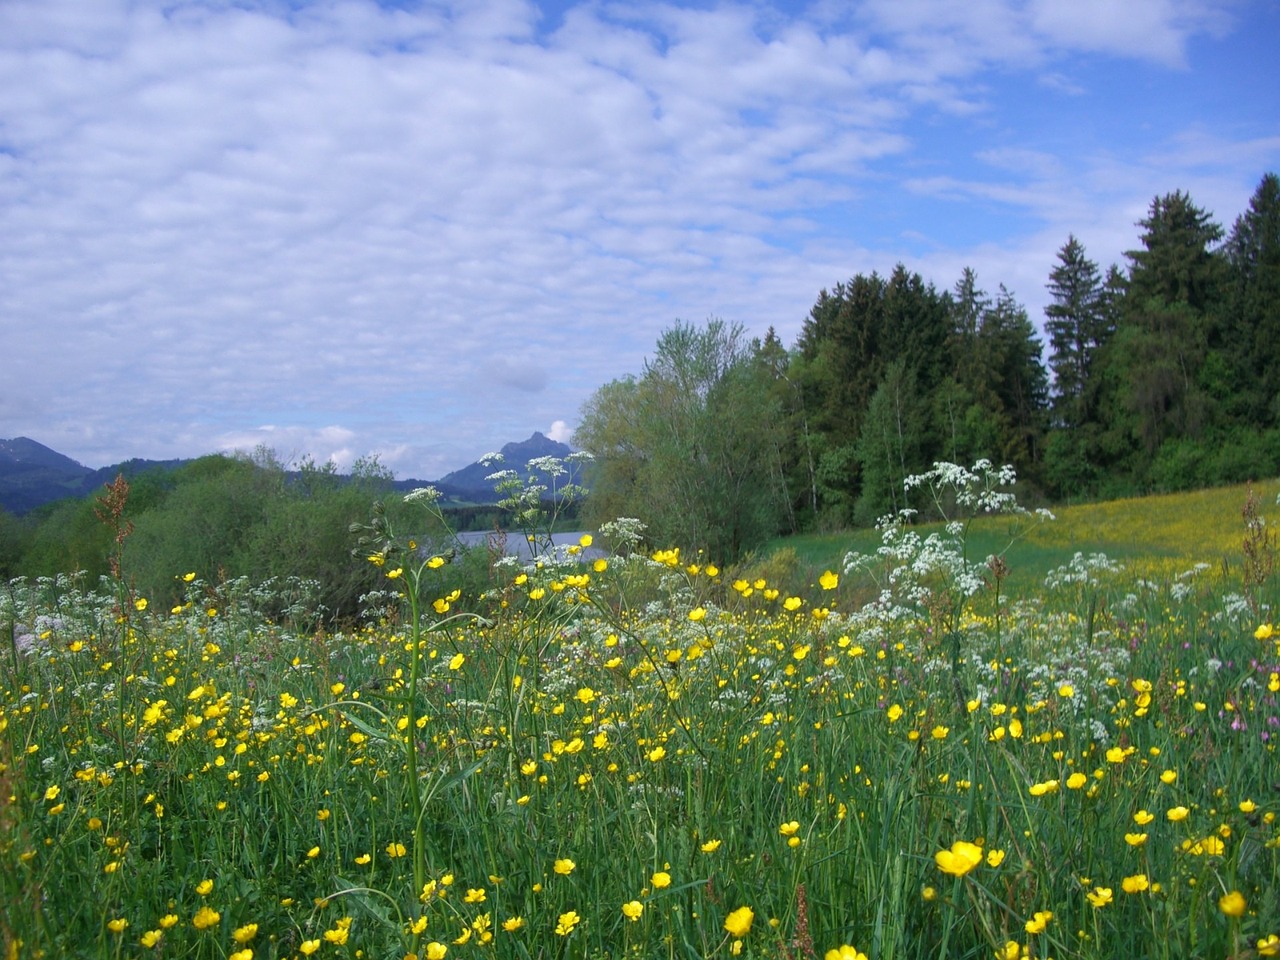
452,530,605,562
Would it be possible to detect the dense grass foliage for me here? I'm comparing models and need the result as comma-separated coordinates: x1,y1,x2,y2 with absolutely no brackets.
2,477,1279,960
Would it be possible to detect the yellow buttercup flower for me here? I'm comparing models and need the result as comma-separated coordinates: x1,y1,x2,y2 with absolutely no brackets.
650,871,672,889
1219,890,1246,918
1024,910,1053,935
192,906,220,930
554,858,575,876
723,906,754,938
622,900,643,921
1121,874,1150,894
935,841,983,877
554,911,580,936
1087,887,1113,908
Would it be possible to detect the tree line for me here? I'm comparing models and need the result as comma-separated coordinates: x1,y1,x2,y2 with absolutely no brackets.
575,173,1280,560
0,451,427,620
0,447,589,617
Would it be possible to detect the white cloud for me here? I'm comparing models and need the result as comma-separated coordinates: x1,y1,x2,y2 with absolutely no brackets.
1028,0,1233,67
0,0,1272,477
212,425,360,470
547,419,573,443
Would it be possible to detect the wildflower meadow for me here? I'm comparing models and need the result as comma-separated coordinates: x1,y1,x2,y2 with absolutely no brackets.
2,462,1278,960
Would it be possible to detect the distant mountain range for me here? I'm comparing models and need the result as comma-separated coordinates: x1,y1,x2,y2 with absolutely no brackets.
400,432,576,503
0,432,575,515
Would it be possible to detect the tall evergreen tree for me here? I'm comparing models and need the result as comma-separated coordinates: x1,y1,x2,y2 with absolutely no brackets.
979,285,1049,469
1044,235,1105,429
1224,172,1280,425
881,264,951,394
789,266,951,526
1126,191,1225,312
936,270,1047,479
1105,191,1226,463
946,267,991,403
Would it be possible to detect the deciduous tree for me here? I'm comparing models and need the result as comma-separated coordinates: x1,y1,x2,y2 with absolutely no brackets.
576,319,787,561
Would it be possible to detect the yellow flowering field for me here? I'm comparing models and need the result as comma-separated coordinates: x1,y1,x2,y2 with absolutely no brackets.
2,482,1279,960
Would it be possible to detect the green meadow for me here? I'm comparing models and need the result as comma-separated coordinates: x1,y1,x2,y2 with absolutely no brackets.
2,470,1278,960
774,478,1280,600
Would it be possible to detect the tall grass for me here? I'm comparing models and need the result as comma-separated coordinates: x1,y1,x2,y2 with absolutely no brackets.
1,477,1278,960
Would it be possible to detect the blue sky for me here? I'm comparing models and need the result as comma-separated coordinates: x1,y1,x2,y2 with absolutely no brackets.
2,0,1277,480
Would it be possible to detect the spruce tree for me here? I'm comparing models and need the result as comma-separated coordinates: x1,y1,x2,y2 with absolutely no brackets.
1044,235,1105,429
1225,173,1280,425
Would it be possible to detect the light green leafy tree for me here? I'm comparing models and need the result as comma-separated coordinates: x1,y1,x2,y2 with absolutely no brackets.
576,318,788,561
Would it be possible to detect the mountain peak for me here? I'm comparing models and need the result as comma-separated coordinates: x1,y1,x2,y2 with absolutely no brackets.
0,437,91,475
433,432,574,500
497,431,566,461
